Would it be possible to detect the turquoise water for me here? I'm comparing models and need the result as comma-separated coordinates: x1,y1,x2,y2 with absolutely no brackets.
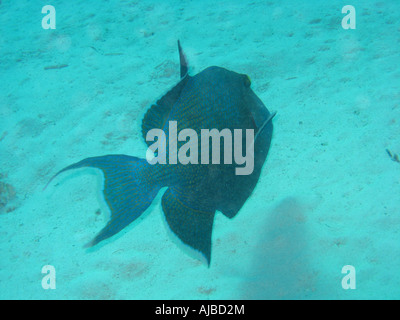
0,0,399,299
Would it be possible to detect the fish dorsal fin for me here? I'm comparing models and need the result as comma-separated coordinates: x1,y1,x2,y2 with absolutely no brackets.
141,40,190,146
141,75,189,146
178,40,189,78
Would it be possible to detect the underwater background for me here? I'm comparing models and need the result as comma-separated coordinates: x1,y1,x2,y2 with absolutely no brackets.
0,0,399,299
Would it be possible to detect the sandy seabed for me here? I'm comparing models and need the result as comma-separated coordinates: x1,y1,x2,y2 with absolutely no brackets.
0,0,399,299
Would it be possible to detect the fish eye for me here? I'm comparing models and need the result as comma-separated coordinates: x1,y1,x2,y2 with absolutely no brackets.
243,75,251,88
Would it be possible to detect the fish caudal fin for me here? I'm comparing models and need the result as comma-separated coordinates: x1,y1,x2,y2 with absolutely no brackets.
162,188,215,266
48,155,163,246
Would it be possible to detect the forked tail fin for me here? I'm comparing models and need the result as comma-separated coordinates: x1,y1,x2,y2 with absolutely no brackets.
47,155,163,246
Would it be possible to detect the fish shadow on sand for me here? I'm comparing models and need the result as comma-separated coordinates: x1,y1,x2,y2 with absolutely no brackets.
240,197,314,299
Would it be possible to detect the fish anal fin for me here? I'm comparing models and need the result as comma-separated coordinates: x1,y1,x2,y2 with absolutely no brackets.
217,188,250,219
162,188,215,266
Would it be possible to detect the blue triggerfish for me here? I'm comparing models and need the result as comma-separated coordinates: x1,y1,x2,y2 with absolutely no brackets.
48,41,275,266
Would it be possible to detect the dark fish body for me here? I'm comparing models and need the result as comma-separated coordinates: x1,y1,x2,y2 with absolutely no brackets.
48,41,275,265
